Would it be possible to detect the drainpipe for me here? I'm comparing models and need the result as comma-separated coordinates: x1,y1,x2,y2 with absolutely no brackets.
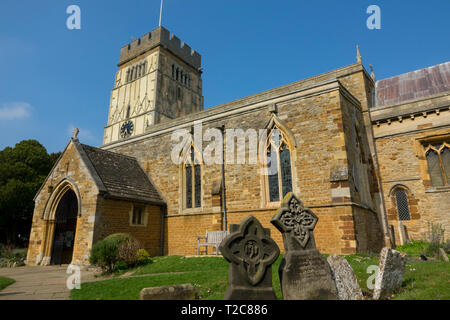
218,125,227,231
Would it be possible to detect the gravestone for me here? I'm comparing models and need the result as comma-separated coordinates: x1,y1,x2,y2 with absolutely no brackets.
219,215,280,300
398,222,409,244
373,247,407,300
327,254,364,300
438,248,449,262
271,192,338,300
140,284,198,300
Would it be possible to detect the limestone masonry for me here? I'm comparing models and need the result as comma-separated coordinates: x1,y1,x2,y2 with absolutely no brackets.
26,26,450,266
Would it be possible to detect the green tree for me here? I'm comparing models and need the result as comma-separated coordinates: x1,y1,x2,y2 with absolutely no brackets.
0,140,56,245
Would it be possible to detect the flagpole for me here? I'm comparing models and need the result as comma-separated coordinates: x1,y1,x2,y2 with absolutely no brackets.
159,0,163,27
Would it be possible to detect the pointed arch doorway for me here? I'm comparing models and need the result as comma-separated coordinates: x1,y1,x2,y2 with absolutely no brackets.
50,189,78,265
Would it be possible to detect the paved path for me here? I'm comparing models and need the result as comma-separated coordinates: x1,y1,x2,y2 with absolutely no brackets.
0,265,98,300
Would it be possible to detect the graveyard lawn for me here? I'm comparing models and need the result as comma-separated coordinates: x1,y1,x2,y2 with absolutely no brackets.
70,255,450,300
0,276,15,291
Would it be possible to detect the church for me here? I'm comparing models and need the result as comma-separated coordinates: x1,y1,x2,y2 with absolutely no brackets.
26,26,450,266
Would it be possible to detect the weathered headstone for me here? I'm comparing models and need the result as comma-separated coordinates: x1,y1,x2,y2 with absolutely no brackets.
219,215,280,300
389,224,396,247
373,247,407,300
438,248,449,262
327,254,364,300
140,284,198,300
398,222,409,244
271,193,338,300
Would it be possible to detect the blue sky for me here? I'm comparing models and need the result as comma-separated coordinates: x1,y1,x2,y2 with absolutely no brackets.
0,0,449,153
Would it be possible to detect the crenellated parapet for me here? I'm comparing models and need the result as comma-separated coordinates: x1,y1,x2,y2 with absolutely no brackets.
119,26,201,69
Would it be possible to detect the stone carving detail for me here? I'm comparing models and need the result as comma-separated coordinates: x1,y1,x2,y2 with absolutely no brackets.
271,193,318,248
271,192,338,300
220,215,279,286
219,215,280,299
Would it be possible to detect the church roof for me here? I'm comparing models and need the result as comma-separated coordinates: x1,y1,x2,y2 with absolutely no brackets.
77,142,165,205
375,61,450,107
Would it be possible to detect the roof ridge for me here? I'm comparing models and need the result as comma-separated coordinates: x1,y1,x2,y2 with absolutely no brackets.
81,143,138,161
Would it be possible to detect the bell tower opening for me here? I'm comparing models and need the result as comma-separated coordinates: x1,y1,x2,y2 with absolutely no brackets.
51,189,78,265
103,26,204,145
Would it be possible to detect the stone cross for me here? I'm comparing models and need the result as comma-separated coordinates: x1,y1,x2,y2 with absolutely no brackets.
271,192,318,250
271,192,338,300
219,215,280,300
72,128,79,140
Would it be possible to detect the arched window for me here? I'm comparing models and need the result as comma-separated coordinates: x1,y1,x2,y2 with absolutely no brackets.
425,142,450,186
172,64,175,78
184,144,201,208
126,105,131,119
394,188,411,221
266,128,293,202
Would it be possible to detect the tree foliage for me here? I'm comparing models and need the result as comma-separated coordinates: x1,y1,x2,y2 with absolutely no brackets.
0,140,58,245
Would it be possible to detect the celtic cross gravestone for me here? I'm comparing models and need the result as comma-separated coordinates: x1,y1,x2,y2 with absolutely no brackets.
271,192,338,300
219,215,280,300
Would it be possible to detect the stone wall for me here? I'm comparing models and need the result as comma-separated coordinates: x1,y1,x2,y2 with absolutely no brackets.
374,123,450,243
94,199,162,257
107,65,384,255
27,140,99,266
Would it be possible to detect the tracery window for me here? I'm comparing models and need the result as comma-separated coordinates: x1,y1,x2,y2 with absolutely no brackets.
425,142,450,186
184,145,201,208
266,129,293,202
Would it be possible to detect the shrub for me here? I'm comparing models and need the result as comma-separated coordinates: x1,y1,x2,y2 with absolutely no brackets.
89,233,132,273
424,223,447,258
117,237,140,267
137,249,151,265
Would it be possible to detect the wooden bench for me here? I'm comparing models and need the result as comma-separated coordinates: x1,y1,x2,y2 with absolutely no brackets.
197,230,230,256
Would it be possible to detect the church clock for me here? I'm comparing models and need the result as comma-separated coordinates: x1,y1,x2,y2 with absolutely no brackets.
120,120,134,138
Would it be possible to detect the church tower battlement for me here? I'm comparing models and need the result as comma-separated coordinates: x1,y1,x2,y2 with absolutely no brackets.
118,26,201,69
103,26,204,145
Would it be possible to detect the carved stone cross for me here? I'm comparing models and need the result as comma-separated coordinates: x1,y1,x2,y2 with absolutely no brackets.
271,192,318,249
72,127,79,140
271,192,338,300
219,215,280,299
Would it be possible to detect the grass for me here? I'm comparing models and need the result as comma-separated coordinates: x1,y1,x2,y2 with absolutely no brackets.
71,254,450,300
395,241,429,257
0,276,15,291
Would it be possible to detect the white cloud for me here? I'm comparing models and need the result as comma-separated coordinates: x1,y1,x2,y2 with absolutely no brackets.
0,102,32,120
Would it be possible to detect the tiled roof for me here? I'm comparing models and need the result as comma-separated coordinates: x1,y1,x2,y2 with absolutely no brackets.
375,61,450,107
79,143,164,205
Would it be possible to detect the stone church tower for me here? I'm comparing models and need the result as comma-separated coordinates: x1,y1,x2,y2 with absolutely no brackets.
103,26,204,144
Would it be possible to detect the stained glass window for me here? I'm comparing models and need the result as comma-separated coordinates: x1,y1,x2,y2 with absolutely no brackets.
186,164,192,208
184,144,201,209
395,189,411,221
441,147,450,183
267,147,280,202
425,142,449,186
266,128,292,203
194,164,201,208
280,144,292,198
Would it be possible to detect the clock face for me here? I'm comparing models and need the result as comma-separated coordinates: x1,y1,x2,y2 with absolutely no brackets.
120,120,134,138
